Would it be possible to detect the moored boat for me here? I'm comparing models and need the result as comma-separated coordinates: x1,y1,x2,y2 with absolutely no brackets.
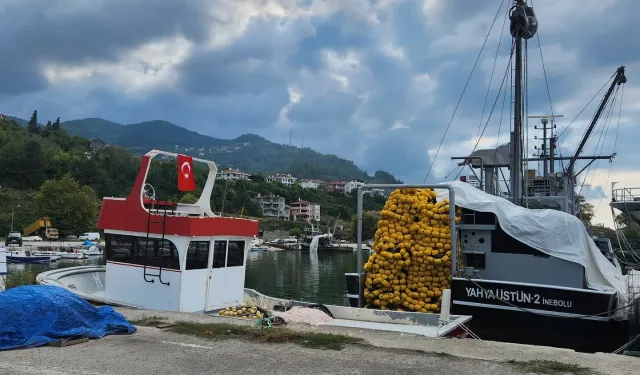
249,237,269,252
6,250,54,264
37,149,471,338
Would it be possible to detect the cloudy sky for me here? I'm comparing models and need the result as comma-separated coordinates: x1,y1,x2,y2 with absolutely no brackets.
1,0,639,227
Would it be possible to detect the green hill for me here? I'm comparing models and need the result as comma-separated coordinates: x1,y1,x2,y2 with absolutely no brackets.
10,115,400,183
0,114,391,236
47,117,399,183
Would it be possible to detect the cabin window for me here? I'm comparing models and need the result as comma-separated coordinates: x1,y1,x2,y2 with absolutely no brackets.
226,241,246,267
186,241,210,270
465,252,486,269
105,234,180,270
491,224,550,257
212,240,227,269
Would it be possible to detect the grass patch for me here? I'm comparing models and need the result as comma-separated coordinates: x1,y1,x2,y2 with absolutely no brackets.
508,360,594,375
2,268,38,289
155,321,364,350
128,315,169,327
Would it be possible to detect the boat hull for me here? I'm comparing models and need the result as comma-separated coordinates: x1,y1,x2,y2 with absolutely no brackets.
7,255,51,264
36,265,472,338
300,244,367,252
451,277,629,353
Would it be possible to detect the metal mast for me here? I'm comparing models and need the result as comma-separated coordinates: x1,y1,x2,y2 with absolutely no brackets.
509,0,537,205
566,66,627,176
529,114,563,176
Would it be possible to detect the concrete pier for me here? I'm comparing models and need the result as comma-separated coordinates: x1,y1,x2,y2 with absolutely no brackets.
0,307,637,374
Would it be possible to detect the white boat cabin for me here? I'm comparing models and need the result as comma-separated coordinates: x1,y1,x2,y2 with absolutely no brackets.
97,150,258,312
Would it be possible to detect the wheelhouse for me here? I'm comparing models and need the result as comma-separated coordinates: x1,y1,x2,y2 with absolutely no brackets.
97,150,258,312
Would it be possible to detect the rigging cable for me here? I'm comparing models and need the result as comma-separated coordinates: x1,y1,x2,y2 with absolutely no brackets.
465,277,640,321
557,73,616,140
444,164,465,180
531,0,561,171
488,57,511,194
476,4,510,140
455,39,515,182
424,0,507,182
577,85,619,198
595,85,624,213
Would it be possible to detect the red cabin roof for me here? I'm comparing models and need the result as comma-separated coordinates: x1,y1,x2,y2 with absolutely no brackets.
97,150,258,237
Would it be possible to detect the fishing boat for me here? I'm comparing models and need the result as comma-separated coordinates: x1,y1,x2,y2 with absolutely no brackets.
264,237,300,250
0,247,7,291
36,150,471,338
299,221,353,252
350,0,638,353
76,245,102,257
250,237,269,252
6,250,54,264
611,187,640,226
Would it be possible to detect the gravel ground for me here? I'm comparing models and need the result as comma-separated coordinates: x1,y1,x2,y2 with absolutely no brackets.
0,308,637,374
117,308,639,375
0,327,531,375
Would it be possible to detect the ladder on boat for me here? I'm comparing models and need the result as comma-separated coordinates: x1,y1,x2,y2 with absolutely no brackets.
143,197,176,286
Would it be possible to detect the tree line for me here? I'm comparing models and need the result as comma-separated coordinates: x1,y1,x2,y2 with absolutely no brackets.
0,114,387,236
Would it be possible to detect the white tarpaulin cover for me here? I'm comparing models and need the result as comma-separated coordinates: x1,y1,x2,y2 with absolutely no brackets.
437,181,629,307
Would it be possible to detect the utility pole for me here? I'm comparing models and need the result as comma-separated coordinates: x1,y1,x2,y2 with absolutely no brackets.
10,205,20,231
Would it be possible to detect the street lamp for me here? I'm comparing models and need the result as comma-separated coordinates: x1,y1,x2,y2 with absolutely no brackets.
10,205,20,232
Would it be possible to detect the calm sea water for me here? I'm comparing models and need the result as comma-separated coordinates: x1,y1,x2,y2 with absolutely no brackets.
9,251,364,306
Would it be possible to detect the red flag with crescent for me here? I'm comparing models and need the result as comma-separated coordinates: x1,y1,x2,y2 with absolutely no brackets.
177,154,196,191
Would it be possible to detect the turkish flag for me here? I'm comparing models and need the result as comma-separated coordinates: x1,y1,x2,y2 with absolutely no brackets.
177,154,196,192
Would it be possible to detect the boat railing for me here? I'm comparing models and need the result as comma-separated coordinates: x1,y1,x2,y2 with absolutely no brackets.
613,187,640,203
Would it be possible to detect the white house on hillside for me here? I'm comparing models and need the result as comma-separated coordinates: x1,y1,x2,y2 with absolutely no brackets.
344,179,365,194
216,168,251,181
290,200,321,222
300,179,324,189
266,173,297,186
254,193,290,219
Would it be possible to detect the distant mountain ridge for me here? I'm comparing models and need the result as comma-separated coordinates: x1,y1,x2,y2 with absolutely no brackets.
10,116,401,183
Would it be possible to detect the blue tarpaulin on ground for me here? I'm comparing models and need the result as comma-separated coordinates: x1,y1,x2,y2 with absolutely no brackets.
0,285,136,350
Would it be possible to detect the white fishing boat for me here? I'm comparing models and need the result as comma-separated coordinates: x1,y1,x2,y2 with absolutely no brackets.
56,251,87,260
36,150,471,338
0,247,7,292
249,237,269,252
6,250,55,264
77,245,102,257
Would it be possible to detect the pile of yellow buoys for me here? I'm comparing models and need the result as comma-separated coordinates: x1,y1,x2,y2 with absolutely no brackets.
363,188,460,313
218,303,268,319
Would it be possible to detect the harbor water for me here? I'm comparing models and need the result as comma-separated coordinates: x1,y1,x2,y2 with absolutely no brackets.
8,250,364,306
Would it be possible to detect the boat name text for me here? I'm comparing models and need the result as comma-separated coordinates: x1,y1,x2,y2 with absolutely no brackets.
465,287,572,308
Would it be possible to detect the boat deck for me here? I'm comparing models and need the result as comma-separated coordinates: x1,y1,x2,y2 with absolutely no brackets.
242,288,471,338
320,318,462,337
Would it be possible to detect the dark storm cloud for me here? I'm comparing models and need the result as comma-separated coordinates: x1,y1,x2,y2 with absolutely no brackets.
287,12,376,71
176,16,315,96
360,129,430,183
0,0,209,94
0,0,638,191
288,91,359,124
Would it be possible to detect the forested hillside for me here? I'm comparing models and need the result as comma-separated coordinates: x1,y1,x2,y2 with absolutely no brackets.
55,117,401,183
0,113,387,236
